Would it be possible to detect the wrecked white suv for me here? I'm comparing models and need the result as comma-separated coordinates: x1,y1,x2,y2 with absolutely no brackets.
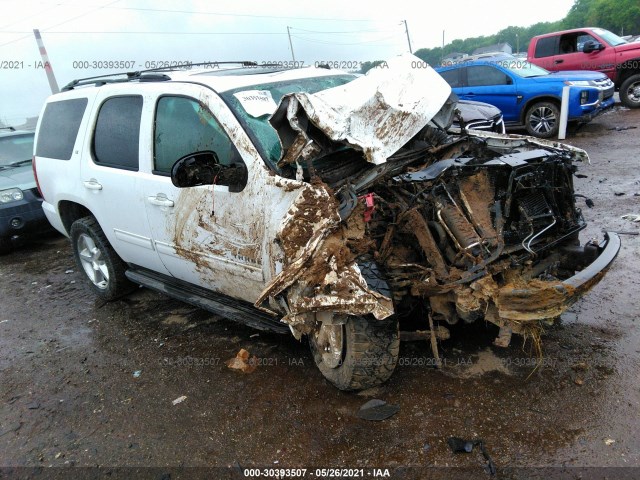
34,55,620,390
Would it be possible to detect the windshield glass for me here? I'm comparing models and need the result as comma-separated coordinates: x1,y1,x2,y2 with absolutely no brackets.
593,28,627,47
0,133,35,166
220,74,356,169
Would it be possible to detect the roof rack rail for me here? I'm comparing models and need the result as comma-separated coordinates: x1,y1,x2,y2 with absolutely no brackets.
61,61,262,91
0,126,16,131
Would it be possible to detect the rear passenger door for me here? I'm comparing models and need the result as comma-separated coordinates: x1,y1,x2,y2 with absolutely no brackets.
139,84,266,303
80,91,170,274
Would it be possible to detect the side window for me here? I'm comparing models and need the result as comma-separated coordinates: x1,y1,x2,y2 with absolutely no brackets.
93,96,142,170
534,37,557,58
559,33,580,54
154,96,247,190
466,66,511,87
36,98,88,160
439,69,461,88
576,33,597,52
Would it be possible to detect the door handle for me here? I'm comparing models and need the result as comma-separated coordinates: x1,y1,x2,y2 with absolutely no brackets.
554,59,564,64
83,179,103,190
147,195,174,207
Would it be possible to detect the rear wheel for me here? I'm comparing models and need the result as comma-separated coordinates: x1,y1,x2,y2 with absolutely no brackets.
620,74,640,108
309,314,399,391
70,216,135,300
525,101,560,138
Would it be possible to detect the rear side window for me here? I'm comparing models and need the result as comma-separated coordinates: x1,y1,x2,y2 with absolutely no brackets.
93,96,142,170
534,37,557,58
36,98,88,160
439,69,461,88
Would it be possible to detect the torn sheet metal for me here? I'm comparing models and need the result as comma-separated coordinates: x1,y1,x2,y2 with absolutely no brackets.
255,183,394,333
270,53,452,166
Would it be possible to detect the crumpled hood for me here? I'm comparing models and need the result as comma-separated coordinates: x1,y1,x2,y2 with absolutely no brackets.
269,53,453,166
0,165,36,191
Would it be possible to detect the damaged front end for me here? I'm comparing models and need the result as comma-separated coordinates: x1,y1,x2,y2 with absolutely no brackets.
256,54,620,350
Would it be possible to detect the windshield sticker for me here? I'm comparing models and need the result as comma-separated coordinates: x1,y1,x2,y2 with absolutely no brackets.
233,90,278,118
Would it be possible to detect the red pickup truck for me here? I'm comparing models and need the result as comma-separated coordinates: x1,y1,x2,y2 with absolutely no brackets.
528,27,640,108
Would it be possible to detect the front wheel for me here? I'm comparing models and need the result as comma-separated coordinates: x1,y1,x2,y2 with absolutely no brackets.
70,216,135,301
309,314,399,391
620,74,640,108
525,101,560,138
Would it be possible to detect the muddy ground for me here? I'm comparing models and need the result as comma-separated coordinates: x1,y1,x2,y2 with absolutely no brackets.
1,107,639,480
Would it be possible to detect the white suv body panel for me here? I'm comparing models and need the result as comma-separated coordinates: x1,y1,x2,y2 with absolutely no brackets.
35,78,311,303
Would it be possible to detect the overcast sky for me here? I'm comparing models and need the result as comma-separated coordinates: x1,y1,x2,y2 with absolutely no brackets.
0,0,575,125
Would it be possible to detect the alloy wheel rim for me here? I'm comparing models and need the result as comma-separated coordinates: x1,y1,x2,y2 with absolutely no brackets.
628,81,640,102
77,233,109,289
530,106,557,134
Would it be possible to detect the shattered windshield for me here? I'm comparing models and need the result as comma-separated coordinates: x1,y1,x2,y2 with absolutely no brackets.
0,133,35,166
220,74,356,170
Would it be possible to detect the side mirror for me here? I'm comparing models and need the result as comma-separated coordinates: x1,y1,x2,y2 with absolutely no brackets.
171,151,220,188
583,41,603,53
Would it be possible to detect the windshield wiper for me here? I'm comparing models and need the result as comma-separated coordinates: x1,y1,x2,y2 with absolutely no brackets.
0,159,32,171
9,159,32,167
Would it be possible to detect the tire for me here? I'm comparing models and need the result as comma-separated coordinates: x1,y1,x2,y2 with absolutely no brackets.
309,314,399,391
525,101,560,138
70,216,135,301
0,237,11,255
619,74,640,109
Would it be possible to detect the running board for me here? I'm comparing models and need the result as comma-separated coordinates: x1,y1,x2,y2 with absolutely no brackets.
125,268,290,334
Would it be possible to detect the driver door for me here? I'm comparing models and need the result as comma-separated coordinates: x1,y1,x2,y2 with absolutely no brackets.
139,85,265,302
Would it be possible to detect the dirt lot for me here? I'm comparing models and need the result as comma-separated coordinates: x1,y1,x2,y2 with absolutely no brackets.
1,107,639,480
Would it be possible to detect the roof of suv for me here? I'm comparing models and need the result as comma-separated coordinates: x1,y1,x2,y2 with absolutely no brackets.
62,65,354,94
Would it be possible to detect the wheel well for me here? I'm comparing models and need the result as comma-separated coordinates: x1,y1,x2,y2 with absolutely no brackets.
520,96,560,124
58,201,94,235
617,63,640,86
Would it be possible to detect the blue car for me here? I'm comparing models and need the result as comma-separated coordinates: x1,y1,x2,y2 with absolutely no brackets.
436,54,615,138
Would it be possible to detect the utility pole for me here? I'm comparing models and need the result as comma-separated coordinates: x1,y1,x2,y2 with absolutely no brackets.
287,26,296,62
403,20,412,53
33,29,59,94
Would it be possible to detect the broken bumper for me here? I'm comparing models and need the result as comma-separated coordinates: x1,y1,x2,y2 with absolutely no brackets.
497,232,620,321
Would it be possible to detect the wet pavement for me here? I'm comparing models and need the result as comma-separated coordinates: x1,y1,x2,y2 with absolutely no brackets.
1,107,639,479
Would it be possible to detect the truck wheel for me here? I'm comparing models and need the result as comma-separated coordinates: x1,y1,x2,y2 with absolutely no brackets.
525,101,560,138
309,314,399,391
620,74,640,108
70,216,135,301
0,237,11,255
